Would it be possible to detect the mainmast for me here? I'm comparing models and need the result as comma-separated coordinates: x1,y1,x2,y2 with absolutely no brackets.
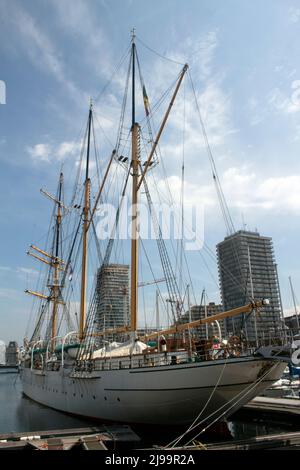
79,102,92,341
130,29,139,334
129,31,188,334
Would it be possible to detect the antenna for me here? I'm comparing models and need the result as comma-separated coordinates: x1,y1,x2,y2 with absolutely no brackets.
131,27,136,43
241,213,247,231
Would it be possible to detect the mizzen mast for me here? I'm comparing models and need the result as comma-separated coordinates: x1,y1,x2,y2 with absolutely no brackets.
26,173,66,347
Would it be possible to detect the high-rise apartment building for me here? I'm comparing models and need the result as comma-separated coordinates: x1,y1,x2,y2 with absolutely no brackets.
179,302,225,339
94,264,129,343
217,230,283,341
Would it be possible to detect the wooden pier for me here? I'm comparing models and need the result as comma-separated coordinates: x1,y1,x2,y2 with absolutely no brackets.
0,425,140,450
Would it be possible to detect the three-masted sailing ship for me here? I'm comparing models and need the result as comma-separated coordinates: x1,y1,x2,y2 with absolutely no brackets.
20,34,289,426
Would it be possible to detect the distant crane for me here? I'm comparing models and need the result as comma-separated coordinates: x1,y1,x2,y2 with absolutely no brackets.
138,278,166,288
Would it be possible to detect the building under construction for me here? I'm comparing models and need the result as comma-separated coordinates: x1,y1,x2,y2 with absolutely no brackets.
217,230,283,342
179,302,225,340
94,264,129,344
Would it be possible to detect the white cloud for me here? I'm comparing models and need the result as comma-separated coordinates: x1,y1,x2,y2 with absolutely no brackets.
27,143,52,162
154,167,300,217
223,169,300,213
289,7,300,23
154,80,235,176
56,141,82,159
27,140,82,163
187,30,219,79
197,82,235,143
17,267,39,277
75,159,97,171
256,175,300,211
0,266,38,278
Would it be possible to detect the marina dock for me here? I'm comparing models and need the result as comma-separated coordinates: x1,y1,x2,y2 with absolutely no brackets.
242,395,300,418
0,425,140,450
200,430,300,450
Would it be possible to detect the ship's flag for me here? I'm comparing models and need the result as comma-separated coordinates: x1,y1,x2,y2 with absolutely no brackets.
143,85,150,116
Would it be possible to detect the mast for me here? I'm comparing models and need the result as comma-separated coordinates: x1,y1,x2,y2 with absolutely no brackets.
156,289,160,348
187,285,192,354
289,276,300,331
275,263,286,342
51,172,63,345
79,102,92,341
93,35,187,340
203,289,209,340
130,30,139,334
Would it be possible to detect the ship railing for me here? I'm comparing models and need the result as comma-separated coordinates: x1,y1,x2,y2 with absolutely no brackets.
46,335,61,362
90,344,266,371
92,350,206,371
28,333,79,370
72,338,285,373
61,331,78,367
44,332,79,362
30,340,46,371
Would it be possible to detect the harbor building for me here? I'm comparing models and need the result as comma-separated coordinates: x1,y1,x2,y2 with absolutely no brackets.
217,230,283,342
178,302,225,340
94,264,129,343
284,314,300,336
0,340,5,365
5,341,19,366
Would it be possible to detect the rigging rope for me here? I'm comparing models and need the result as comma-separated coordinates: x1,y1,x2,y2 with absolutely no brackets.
136,36,185,66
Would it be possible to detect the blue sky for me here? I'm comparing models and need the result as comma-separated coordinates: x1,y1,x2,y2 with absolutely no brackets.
1,0,300,344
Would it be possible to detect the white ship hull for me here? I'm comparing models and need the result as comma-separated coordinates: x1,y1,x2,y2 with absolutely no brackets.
20,356,287,425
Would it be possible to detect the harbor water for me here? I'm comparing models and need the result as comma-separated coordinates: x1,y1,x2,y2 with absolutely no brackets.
1,369,299,446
